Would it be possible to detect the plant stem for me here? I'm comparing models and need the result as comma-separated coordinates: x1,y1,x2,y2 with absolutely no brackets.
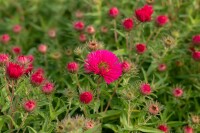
113,19,118,45
16,113,28,133
128,100,131,126
75,73,81,94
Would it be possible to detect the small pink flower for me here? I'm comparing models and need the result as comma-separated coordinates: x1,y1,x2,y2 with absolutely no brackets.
192,35,200,45
135,4,154,22
79,33,87,42
79,91,93,104
140,83,152,95
30,68,45,85
24,63,34,74
84,50,122,84
85,120,95,129
42,82,54,94
121,61,131,73
73,21,85,31
135,43,147,54
67,62,79,73
158,124,169,133
23,100,36,112
148,103,160,115
0,34,10,44
86,25,95,35
12,24,22,33
17,55,29,65
156,15,169,26
192,51,200,61
0,53,9,64
173,87,183,98
38,44,48,54
11,46,22,55
75,10,84,19
109,7,119,18
183,126,193,133
26,55,35,63
122,18,134,31
48,29,56,38
101,26,108,33
158,63,167,72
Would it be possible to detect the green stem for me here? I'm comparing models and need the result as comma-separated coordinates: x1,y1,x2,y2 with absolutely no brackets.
17,113,28,133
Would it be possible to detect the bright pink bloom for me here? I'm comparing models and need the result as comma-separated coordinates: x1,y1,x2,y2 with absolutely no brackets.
183,126,193,133
158,124,169,133
26,55,34,63
12,24,22,33
192,51,200,61
67,62,79,73
158,63,167,72
86,25,95,35
156,15,169,26
140,83,152,95
23,100,36,112
79,33,87,42
135,5,154,22
136,43,147,54
122,18,134,31
79,91,93,104
84,50,122,84
38,44,47,54
192,35,200,45
42,82,54,94
6,62,24,79
109,7,119,18
121,61,131,72
30,68,45,85
11,46,22,55
73,21,85,31
0,53,9,64
173,88,183,98
0,34,10,44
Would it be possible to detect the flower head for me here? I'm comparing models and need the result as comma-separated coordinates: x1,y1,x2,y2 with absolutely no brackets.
148,101,160,115
109,7,119,18
173,87,183,98
11,46,22,55
192,51,200,61
48,28,56,38
183,126,193,133
84,50,122,84
121,61,131,73
12,24,22,33
79,33,87,42
0,34,10,44
42,82,54,94
86,25,95,35
140,83,152,95
0,53,9,64
192,35,200,45
38,44,48,54
158,63,167,72
6,62,24,79
158,124,169,133
135,5,154,22
156,15,169,26
23,100,36,112
135,43,147,54
79,91,93,104
67,62,79,73
73,21,85,31
30,68,45,85
17,55,29,65
122,18,134,31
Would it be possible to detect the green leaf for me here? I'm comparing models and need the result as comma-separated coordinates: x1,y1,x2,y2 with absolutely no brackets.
134,126,163,133
27,126,37,133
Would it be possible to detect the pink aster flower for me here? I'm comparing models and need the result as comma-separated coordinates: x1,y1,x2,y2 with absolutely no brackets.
84,50,122,84
0,53,9,64
135,4,154,22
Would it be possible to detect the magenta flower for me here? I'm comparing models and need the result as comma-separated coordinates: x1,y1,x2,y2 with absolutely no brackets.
84,50,122,84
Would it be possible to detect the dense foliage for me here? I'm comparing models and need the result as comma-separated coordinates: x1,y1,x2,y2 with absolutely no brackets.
0,0,200,132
